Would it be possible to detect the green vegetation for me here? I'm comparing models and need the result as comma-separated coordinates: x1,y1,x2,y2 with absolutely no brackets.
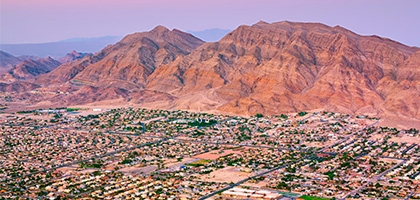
276,181,291,190
237,132,251,141
16,110,35,114
53,113,63,119
324,171,335,180
92,171,102,176
255,113,264,118
185,159,212,167
298,111,308,116
188,119,217,127
120,159,133,165
299,195,331,200
280,114,288,119
66,107,81,112
79,160,103,169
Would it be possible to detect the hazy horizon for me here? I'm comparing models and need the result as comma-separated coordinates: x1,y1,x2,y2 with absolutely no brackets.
1,0,420,47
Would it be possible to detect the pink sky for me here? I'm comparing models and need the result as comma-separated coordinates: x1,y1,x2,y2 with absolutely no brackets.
1,0,420,46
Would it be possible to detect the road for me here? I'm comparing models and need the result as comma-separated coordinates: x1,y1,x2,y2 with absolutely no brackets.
198,162,294,200
340,159,407,199
405,191,415,200
1,138,168,183
3,114,383,199
200,118,381,199
320,119,379,152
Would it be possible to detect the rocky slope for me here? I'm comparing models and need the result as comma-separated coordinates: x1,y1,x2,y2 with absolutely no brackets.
5,22,420,122
0,51,22,72
58,50,92,64
36,26,204,89
148,21,420,118
0,57,61,81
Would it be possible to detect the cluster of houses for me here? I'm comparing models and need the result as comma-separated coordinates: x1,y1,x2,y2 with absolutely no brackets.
1,108,419,199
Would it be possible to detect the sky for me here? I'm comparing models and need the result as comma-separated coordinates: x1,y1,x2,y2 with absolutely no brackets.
1,0,420,47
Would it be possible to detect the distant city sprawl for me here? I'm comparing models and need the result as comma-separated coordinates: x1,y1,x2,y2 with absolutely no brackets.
0,108,419,199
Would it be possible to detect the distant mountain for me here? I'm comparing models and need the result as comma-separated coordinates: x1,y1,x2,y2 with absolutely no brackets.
58,50,92,64
0,51,22,73
0,57,61,82
0,36,122,58
3,22,420,125
36,26,205,90
188,28,231,42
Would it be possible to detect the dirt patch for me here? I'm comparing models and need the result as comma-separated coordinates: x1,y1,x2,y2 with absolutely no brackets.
390,136,420,144
242,181,269,188
118,165,158,175
379,157,401,164
197,166,253,183
193,149,242,160
302,141,336,148
378,116,420,130
369,134,384,141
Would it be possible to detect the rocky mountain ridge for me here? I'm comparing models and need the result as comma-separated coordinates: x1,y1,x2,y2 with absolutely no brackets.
2,21,419,124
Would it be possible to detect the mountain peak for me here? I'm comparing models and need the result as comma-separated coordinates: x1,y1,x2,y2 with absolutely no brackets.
255,20,270,26
58,50,91,64
6,21,420,125
150,25,170,34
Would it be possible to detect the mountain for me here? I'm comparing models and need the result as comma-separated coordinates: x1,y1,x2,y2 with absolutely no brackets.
149,21,420,119
188,28,231,42
0,51,22,72
0,82,40,93
58,50,92,64
4,22,420,125
0,57,61,82
36,26,204,89
0,36,122,58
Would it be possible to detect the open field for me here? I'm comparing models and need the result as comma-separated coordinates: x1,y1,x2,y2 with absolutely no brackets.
198,166,254,183
390,135,420,144
194,149,242,160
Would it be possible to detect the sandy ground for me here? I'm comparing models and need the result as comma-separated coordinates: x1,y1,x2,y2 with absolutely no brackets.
193,150,243,160
302,141,336,148
55,165,78,174
164,158,200,170
118,165,158,175
370,134,384,141
197,166,253,183
379,157,401,163
378,116,420,129
390,136,420,144
78,168,99,174
242,181,269,188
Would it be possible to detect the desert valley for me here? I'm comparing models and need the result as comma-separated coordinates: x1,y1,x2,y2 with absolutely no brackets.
0,20,419,199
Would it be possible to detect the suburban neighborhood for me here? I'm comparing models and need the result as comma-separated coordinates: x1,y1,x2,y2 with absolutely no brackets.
0,107,419,199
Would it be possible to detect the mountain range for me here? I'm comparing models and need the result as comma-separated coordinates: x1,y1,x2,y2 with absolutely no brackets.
0,36,121,58
1,21,419,127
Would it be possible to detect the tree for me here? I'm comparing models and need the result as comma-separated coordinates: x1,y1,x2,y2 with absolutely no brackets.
298,111,308,116
255,113,264,118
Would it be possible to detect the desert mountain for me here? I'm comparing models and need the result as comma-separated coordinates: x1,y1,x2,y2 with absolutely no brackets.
36,26,204,89
0,51,22,72
0,57,61,82
0,82,39,93
0,36,121,57
148,21,420,118
58,50,92,64
4,22,420,123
